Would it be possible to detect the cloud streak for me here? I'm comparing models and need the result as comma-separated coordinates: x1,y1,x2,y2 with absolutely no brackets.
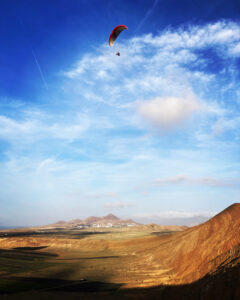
153,175,240,188
104,201,136,209
133,211,215,226
0,110,91,144
135,210,215,219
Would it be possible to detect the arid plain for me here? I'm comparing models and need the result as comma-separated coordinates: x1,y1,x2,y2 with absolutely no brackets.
0,203,240,299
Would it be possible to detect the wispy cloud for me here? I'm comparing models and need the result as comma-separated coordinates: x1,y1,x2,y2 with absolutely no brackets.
134,21,240,51
85,192,118,200
135,210,215,219
0,110,91,144
65,21,240,84
133,211,215,226
152,175,240,187
212,117,240,136
104,201,136,209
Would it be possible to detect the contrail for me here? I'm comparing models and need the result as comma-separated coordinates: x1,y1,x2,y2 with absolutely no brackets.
17,17,48,90
31,47,49,90
135,0,161,33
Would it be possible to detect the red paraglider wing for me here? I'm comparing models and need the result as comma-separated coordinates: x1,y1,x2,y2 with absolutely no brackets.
109,25,128,46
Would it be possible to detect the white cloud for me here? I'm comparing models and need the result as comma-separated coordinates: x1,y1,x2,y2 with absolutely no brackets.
136,95,202,131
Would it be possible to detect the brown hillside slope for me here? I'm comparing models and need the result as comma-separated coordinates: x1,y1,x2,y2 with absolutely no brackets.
125,203,240,286
171,203,240,283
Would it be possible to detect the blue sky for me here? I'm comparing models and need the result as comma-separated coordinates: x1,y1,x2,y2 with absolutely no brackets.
0,0,240,226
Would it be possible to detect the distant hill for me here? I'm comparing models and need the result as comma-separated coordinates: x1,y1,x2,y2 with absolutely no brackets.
69,219,82,224
44,214,191,231
133,224,188,232
48,214,138,228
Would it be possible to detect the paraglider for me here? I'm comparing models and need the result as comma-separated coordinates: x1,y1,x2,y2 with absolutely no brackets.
109,25,128,56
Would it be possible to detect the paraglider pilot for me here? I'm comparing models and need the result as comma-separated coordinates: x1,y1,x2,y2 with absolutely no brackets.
109,25,128,56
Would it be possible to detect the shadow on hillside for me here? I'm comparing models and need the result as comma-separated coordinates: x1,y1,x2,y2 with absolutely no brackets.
61,256,120,260
1,263,240,300
0,248,57,259
13,246,48,251
69,231,110,239
0,230,110,239
151,231,179,236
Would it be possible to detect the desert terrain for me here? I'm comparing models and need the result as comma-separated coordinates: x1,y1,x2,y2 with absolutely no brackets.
0,204,240,299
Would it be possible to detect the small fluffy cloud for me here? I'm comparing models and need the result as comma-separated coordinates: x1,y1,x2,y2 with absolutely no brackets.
136,95,202,131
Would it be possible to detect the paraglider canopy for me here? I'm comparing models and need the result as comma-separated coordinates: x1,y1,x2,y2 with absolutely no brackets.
109,25,128,47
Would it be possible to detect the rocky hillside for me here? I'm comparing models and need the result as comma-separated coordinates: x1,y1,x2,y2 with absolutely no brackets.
125,203,240,286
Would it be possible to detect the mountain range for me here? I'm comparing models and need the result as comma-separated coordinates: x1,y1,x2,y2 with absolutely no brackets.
49,213,138,228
